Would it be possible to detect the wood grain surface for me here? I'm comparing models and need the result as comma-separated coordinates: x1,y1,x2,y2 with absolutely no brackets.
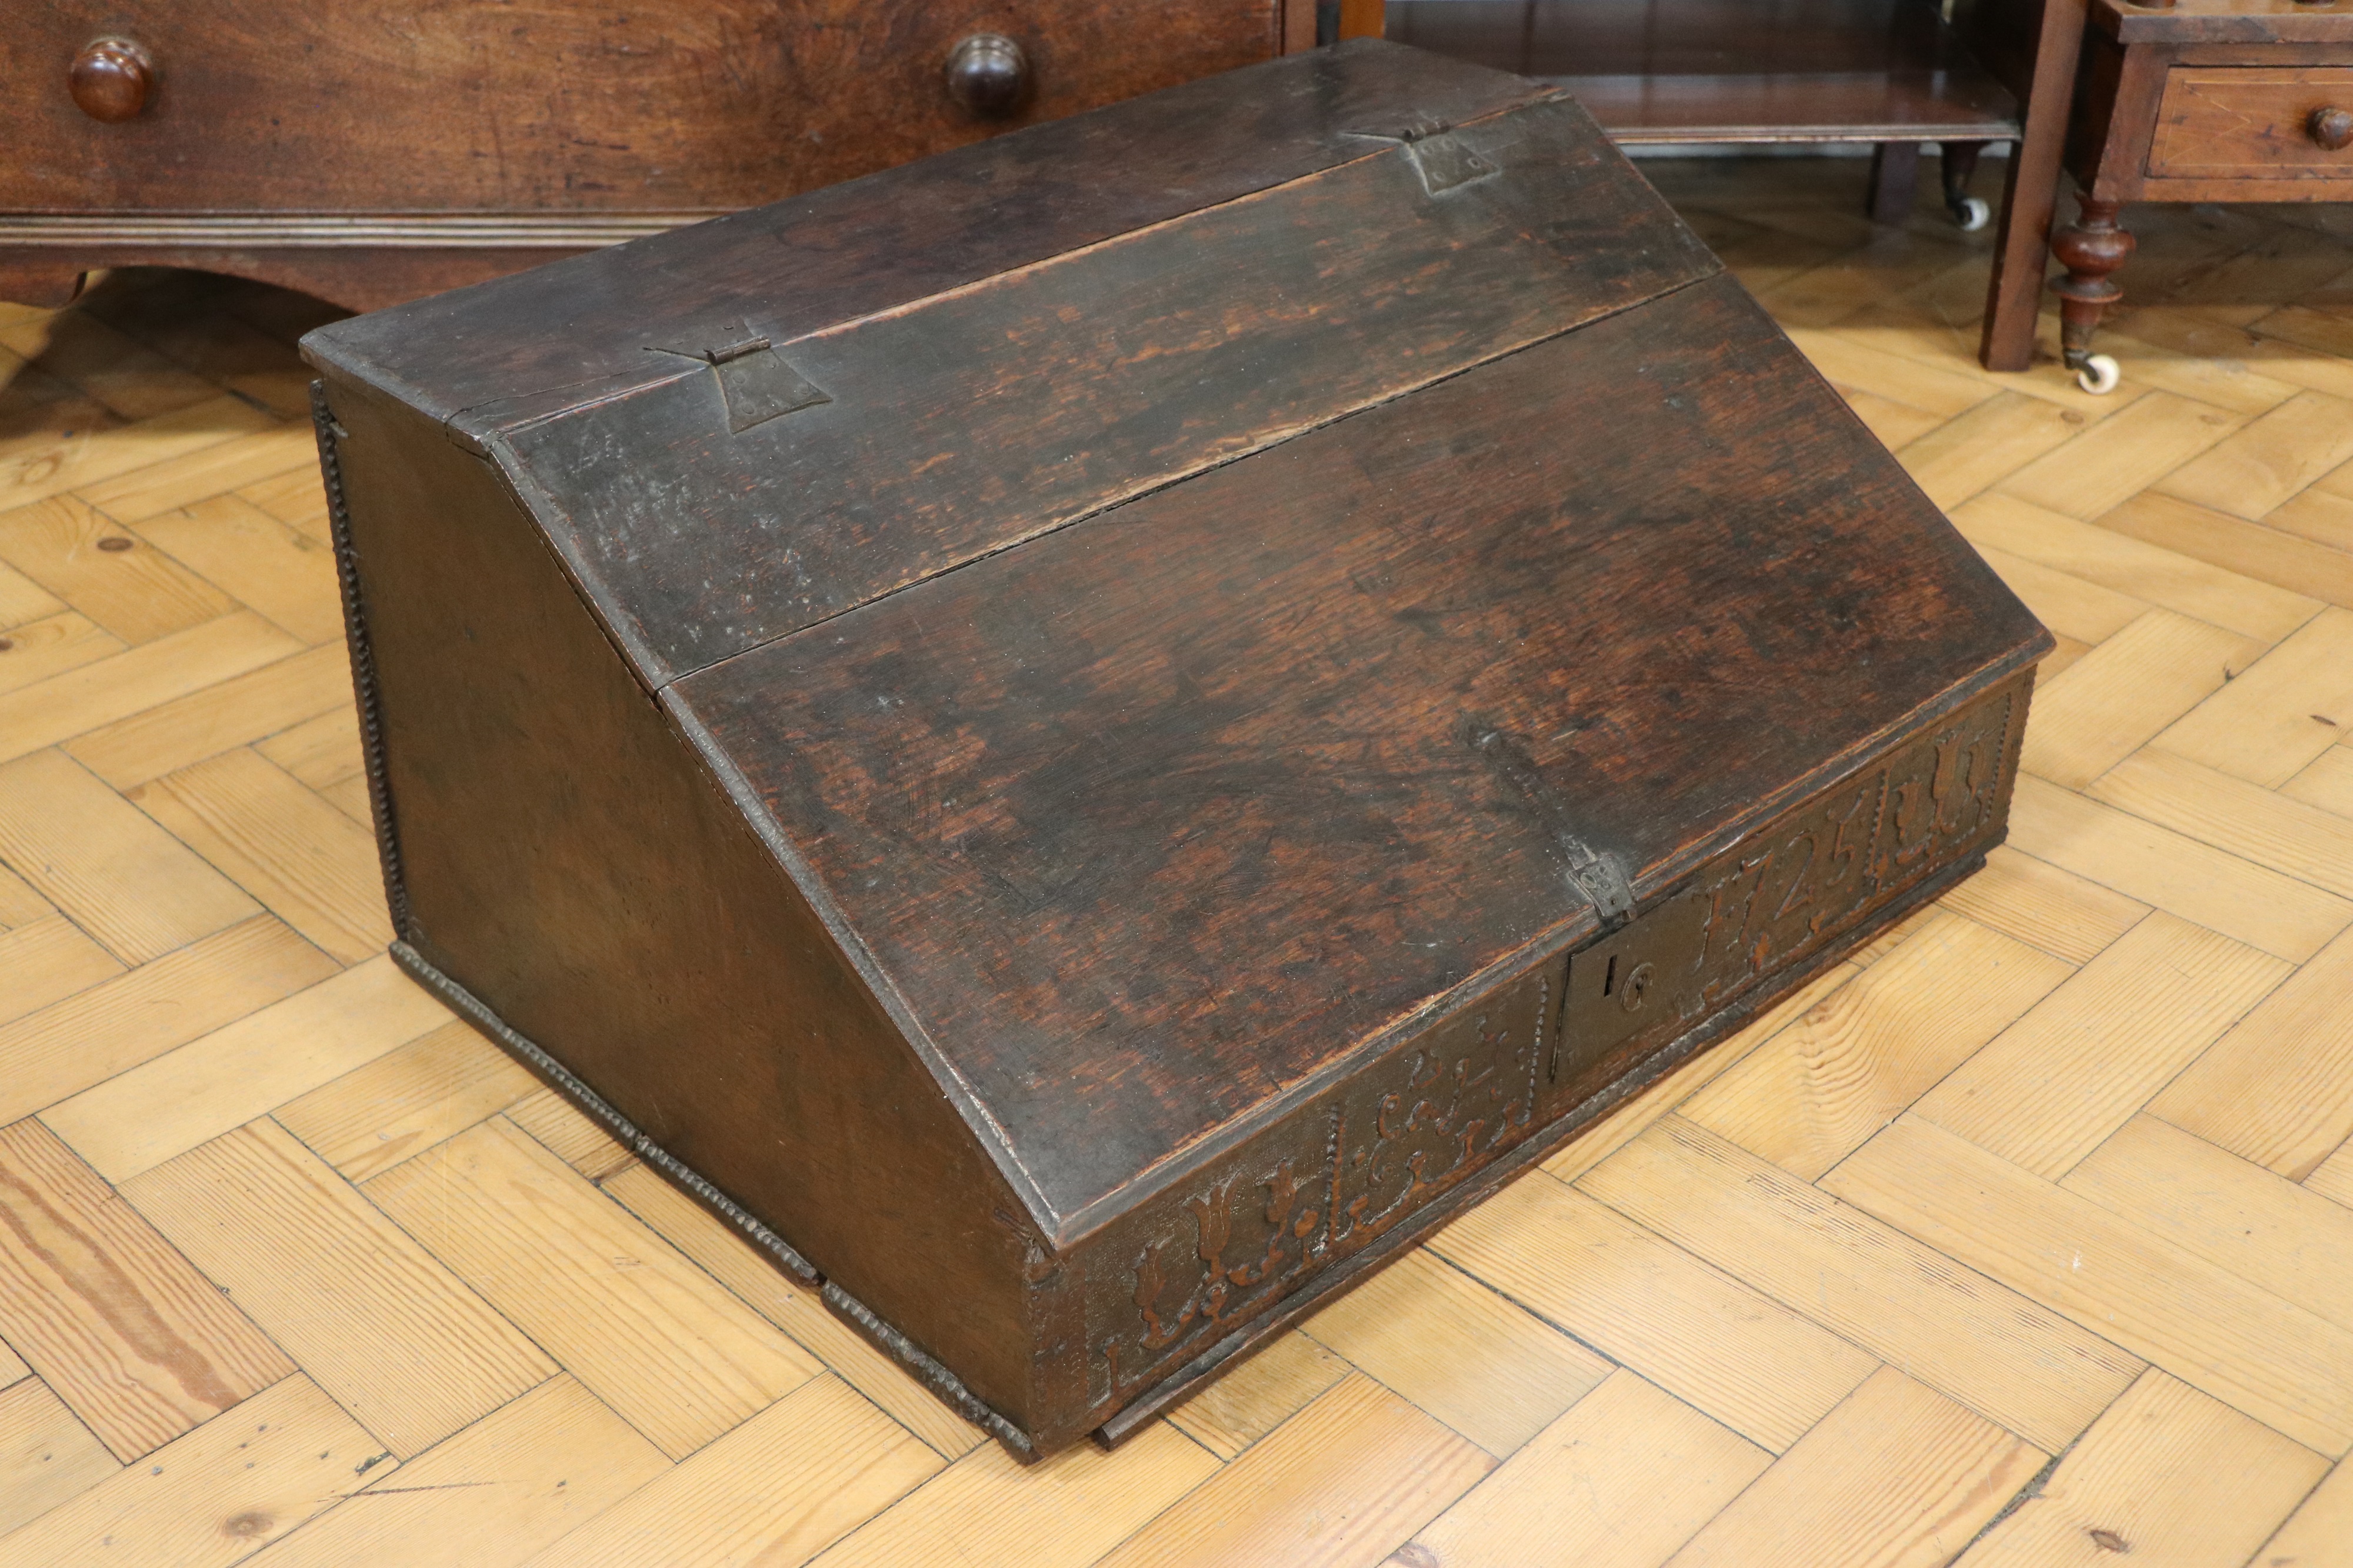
0,1120,290,1461
367,1118,825,1461
121,1119,556,1457
1,1,1281,213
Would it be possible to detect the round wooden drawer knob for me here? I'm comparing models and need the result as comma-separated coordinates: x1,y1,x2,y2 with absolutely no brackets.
69,37,155,123
2313,106,2353,152
944,34,1030,119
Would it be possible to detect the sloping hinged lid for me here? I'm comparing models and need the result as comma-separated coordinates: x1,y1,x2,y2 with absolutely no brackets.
307,41,2044,1242
309,42,1708,682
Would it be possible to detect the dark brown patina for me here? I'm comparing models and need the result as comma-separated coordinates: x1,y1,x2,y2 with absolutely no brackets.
302,39,2049,1458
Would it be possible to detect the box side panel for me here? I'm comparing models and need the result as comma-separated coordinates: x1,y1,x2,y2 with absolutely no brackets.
1058,666,2033,1444
316,372,1043,1428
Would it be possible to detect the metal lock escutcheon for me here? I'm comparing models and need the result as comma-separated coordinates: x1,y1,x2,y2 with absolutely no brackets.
1550,894,1707,1089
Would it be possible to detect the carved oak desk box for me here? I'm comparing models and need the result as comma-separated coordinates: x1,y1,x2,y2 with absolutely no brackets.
302,39,2049,1459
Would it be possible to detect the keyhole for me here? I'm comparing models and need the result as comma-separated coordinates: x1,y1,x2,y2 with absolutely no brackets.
1602,955,1618,996
1619,962,1654,1013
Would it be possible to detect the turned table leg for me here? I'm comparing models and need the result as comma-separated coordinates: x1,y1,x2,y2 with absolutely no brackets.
2050,198,2134,394
1940,142,1991,232
1867,142,1921,225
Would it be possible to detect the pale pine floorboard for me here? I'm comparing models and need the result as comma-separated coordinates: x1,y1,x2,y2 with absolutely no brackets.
0,163,2350,1566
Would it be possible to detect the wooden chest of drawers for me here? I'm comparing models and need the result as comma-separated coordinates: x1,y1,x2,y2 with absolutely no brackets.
1,0,1288,311
2049,0,2353,391
303,41,2049,1457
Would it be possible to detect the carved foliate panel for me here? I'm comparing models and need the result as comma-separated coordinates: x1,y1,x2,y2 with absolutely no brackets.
1085,960,1557,1407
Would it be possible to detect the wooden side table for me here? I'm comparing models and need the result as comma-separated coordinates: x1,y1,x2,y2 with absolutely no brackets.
1382,0,2022,231
2049,0,2353,391
1375,0,2089,372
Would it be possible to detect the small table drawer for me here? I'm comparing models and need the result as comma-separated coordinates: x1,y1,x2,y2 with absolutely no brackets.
2148,67,2353,181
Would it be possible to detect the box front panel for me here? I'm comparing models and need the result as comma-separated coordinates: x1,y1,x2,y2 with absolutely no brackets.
1081,956,1562,1418
1546,669,2027,1115
1069,666,2031,1440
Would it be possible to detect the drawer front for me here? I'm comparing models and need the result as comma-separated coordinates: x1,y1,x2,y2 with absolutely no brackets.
2148,67,2353,181
2,1,1277,215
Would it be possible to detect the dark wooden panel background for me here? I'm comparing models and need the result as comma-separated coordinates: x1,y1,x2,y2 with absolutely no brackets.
4,0,1279,212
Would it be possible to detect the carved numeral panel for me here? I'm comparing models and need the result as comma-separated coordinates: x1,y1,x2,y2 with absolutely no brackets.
1555,680,2018,1099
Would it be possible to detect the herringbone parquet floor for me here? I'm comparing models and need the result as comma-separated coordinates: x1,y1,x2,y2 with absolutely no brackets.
2,155,2351,1567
